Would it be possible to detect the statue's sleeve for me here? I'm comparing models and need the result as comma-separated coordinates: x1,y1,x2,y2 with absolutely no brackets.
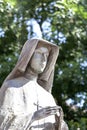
0,83,16,129
0,82,33,130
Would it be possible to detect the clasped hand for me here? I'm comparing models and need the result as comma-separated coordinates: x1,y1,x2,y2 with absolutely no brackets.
24,106,61,130
33,106,61,121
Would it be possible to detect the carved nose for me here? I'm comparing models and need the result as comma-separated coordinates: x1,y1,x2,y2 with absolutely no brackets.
42,53,46,61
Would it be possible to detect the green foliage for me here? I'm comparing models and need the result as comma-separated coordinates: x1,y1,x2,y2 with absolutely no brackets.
68,117,87,130
0,0,87,129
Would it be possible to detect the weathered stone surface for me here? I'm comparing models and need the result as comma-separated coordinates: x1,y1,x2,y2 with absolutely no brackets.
0,38,68,130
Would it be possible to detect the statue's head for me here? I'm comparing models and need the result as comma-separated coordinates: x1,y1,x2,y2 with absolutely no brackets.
5,38,59,92
26,40,52,75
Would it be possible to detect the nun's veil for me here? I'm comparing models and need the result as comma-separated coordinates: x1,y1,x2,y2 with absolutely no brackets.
3,38,59,92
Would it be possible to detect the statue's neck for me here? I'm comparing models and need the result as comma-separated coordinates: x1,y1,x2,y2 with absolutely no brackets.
24,68,38,82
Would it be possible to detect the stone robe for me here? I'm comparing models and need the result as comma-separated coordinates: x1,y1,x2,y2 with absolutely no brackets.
0,38,68,130
0,77,58,130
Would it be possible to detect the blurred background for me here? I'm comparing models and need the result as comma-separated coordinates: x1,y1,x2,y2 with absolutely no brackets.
0,0,87,129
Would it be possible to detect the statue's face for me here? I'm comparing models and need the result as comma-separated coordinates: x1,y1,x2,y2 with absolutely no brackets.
30,47,49,74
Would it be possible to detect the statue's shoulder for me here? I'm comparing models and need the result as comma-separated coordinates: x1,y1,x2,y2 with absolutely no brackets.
0,77,25,95
3,79,18,88
3,77,28,89
0,79,17,93
0,80,15,96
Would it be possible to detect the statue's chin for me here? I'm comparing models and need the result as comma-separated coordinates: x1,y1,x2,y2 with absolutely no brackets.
32,68,45,74
35,69,44,74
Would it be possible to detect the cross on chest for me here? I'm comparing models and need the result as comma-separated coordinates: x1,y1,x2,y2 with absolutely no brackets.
34,102,43,110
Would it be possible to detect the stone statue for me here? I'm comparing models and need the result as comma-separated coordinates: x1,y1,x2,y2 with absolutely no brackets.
0,38,68,130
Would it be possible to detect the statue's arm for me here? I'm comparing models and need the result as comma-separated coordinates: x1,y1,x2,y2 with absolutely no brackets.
0,83,16,130
0,111,16,130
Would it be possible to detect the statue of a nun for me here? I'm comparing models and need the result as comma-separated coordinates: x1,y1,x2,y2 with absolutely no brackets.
0,38,68,130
